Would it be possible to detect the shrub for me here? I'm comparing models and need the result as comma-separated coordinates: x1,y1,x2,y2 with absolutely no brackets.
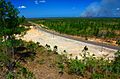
116,40,120,45
0,52,9,65
58,62,64,74
91,73,104,79
18,67,35,79
26,41,39,52
111,51,120,73
6,71,14,79
68,59,85,75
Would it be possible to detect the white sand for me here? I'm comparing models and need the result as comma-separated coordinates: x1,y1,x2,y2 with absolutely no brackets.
22,27,117,59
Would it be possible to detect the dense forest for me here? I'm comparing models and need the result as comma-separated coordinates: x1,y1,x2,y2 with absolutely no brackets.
30,18,120,45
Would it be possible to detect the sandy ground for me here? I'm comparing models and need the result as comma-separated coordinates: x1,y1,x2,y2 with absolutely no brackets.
22,26,117,59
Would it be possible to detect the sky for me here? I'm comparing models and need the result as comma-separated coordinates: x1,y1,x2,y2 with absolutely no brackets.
8,0,120,18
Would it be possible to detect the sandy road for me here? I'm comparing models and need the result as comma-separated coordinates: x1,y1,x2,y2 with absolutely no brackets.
22,22,118,59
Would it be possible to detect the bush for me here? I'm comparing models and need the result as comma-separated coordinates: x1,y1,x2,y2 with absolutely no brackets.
17,66,35,79
91,73,104,79
26,41,39,52
111,51,120,73
58,62,64,74
0,52,9,62
68,59,85,75
116,40,120,46
6,71,14,79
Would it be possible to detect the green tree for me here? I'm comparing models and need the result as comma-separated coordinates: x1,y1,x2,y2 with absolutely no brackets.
0,0,27,70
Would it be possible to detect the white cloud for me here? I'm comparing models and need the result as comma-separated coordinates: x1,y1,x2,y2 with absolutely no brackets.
39,0,46,3
34,0,39,4
34,0,46,4
116,8,120,10
18,5,26,9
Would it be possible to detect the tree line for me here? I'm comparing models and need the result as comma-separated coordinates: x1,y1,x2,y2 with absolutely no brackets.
31,18,120,40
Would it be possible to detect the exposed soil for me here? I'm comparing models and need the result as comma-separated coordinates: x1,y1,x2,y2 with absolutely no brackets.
22,26,117,60
22,47,85,79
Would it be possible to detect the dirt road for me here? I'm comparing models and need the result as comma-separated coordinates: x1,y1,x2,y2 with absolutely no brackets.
22,22,118,59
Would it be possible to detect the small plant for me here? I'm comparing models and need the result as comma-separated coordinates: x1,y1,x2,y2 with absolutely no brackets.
84,57,98,73
82,46,88,52
27,41,39,52
53,45,58,54
27,71,35,79
58,62,64,75
0,52,9,64
20,67,28,75
6,71,14,79
68,59,85,75
111,51,120,73
45,44,52,52
116,40,120,46
19,67,35,79
91,73,104,79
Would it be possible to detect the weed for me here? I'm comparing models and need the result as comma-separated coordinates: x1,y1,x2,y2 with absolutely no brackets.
68,59,85,76
58,62,64,75
6,71,14,79
91,73,104,79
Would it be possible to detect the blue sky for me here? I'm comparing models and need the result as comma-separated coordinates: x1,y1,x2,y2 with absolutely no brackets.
9,0,120,18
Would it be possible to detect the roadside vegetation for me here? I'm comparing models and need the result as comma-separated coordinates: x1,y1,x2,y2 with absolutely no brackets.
1,0,120,79
2,39,120,79
0,0,35,79
30,18,120,46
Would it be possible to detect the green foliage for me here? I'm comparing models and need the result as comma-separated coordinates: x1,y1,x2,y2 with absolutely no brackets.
57,62,64,74
65,51,120,78
0,40,10,64
84,57,98,73
55,54,68,74
20,67,28,75
0,0,27,61
58,63,64,70
26,41,39,52
0,1,36,78
91,73,104,79
30,18,120,38
15,62,22,68
68,59,85,75
0,0,26,36
111,51,120,73
0,0,27,70
0,52,9,64
6,71,14,79
19,67,35,79
8,62,36,79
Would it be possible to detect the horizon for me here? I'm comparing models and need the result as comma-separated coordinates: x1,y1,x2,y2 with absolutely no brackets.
27,17,120,19
8,0,120,18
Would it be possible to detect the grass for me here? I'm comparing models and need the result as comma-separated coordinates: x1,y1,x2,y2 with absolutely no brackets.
1,38,120,79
